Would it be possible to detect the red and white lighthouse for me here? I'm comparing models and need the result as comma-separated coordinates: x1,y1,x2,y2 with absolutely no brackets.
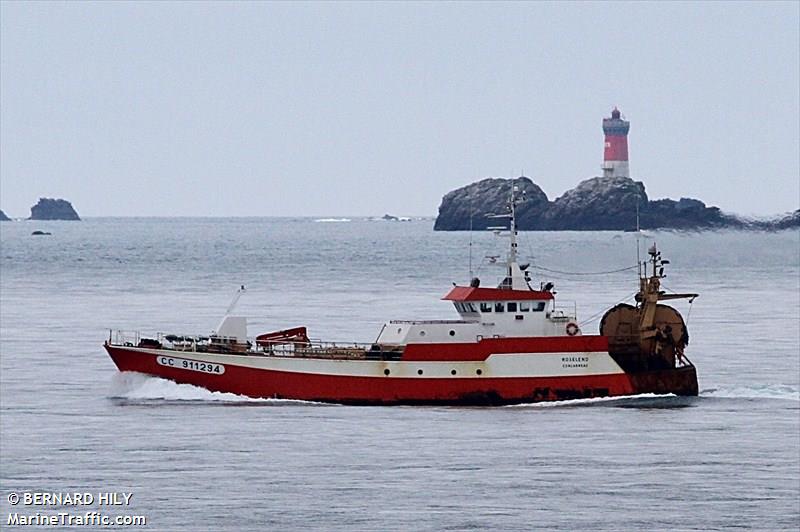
602,107,630,178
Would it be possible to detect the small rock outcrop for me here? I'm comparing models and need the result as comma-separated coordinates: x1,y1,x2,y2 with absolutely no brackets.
28,198,80,221
435,176,795,231
0,209,10,221
379,214,412,222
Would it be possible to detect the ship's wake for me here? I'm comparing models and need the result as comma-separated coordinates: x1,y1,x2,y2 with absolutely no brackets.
506,393,685,409
700,384,799,402
508,384,800,409
107,372,326,406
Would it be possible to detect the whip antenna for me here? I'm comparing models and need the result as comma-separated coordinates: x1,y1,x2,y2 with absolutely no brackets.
225,285,247,315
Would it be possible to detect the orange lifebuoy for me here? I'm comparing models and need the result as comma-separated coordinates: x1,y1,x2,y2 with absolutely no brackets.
566,322,580,336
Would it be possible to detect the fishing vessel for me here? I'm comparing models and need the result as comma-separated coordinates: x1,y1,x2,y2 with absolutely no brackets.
104,185,699,405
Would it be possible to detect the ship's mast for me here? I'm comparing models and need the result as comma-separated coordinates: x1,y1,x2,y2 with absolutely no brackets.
637,244,697,338
468,194,474,281
485,178,529,290
635,198,642,278
504,180,527,290
508,183,519,267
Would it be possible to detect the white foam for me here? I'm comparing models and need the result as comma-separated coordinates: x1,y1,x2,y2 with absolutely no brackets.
506,392,676,408
701,384,800,401
107,372,324,404
314,218,351,223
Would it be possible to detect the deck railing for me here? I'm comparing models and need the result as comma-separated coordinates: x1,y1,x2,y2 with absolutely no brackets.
108,329,376,358
548,300,577,321
389,319,469,325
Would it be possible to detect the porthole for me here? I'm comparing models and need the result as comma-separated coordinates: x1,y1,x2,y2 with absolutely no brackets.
384,369,390,376
397,328,402,334
449,330,455,336
417,369,423,375
476,369,483,375
451,369,457,376
419,331,426,337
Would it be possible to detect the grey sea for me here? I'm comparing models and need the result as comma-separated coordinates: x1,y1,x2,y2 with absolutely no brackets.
1,218,798,531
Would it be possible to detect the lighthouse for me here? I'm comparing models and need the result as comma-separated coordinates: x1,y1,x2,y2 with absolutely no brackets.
602,107,630,178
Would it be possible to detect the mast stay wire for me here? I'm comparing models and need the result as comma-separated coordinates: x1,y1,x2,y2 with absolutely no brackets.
532,264,639,276
471,245,503,281
661,283,697,325
516,229,637,277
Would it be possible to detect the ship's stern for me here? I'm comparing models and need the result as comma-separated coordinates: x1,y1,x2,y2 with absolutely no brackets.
628,364,698,396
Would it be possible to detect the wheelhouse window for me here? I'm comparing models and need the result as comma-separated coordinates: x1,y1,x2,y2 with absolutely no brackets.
507,302,518,312
479,302,492,312
457,302,478,314
494,302,504,313
532,302,546,312
519,301,530,312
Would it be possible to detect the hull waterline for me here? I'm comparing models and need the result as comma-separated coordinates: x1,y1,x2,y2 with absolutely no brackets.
105,344,697,406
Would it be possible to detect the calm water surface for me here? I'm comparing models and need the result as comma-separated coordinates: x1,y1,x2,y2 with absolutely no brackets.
1,219,798,531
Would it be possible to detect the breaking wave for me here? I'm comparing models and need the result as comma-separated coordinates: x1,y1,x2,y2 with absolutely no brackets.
314,218,351,223
107,372,324,405
700,384,800,402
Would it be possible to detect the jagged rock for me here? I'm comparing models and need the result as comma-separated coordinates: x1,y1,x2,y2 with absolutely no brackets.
0,209,10,221
434,176,797,231
771,209,800,230
642,197,739,230
434,177,549,230
751,209,800,231
28,198,80,221
544,176,647,230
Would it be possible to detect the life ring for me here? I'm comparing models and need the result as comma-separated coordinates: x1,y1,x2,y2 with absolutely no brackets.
566,322,580,336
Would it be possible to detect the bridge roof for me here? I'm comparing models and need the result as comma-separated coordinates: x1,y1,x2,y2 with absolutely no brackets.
442,286,554,302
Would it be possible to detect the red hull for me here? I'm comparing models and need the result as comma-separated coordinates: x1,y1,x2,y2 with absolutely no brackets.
105,345,642,405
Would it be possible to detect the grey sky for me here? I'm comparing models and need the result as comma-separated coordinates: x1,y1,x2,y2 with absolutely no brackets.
1,1,798,218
